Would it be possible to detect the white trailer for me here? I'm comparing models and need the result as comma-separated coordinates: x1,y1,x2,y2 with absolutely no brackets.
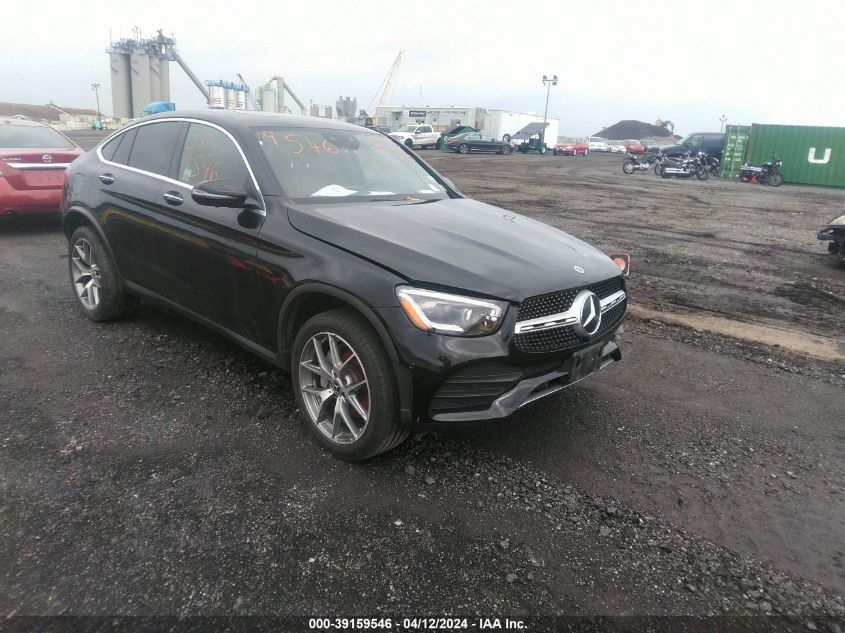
482,110,560,146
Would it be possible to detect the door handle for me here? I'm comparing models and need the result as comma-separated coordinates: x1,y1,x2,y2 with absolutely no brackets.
98,173,114,185
163,191,183,206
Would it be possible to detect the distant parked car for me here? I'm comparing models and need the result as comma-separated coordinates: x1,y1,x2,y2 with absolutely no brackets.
662,132,725,159
365,125,391,135
446,132,513,154
624,140,645,154
554,138,589,156
608,140,627,154
641,139,661,152
388,124,439,149
0,117,83,217
587,137,610,152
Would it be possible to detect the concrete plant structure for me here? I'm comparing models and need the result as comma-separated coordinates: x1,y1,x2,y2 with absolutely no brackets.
107,30,207,119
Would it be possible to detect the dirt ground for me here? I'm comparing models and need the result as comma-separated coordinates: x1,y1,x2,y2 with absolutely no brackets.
0,134,843,624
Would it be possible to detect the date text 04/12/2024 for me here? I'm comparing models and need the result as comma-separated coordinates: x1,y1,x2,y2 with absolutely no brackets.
308,618,527,630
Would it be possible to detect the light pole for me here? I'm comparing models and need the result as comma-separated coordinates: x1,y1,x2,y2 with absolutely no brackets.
90,83,102,128
719,114,727,132
541,74,558,146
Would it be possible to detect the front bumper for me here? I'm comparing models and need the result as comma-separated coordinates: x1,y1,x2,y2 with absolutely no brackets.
818,227,845,258
375,293,625,426
430,336,622,422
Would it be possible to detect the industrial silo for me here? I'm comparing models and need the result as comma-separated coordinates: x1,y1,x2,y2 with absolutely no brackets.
235,89,246,110
130,50,151,117
109,52,132,119
148,55,161,102
226,88,236,110
208,84,225,109
159,56,170,102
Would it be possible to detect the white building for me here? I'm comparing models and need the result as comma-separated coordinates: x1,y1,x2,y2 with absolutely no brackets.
374,105,560,145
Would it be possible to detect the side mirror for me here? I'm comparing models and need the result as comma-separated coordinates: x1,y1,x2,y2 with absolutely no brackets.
191,179,255,209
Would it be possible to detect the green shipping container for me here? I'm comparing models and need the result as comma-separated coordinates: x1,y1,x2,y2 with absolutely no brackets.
746,124,845,188
720,125,751,179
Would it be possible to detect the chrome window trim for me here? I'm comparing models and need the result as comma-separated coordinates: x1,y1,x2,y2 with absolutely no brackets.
5,163,73,170
514,289,626,334
94,117,266,216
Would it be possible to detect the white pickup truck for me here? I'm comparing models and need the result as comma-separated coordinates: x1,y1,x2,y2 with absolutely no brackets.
388,124,440,149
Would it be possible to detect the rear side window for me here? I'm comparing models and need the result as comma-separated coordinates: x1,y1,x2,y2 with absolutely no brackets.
127,121,182,176
101,129,135,162
176,123,249,187
418,126,433,133
705,134,724,148
111,128,136,165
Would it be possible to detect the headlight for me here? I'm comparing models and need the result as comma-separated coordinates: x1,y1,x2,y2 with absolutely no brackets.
396,286,507,336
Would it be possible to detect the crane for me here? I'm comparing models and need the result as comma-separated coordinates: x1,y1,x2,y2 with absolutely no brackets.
366,50,404,115
154,30,210,103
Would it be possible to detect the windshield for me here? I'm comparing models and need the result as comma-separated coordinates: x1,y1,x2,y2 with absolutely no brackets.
0,124,75,149
397,125,418,133
254,126,448,203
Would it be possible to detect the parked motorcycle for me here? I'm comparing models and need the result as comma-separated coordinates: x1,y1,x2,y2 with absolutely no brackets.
622,150,662,174
699,153,720,177
655,151,709,180
740,154,783,186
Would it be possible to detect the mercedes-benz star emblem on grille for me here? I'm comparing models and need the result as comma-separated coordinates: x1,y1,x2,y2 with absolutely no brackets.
572,290,602,338
573,265,585,274
42,154,53,163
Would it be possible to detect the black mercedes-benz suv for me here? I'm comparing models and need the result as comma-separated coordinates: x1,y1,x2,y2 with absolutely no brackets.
61,111,627,460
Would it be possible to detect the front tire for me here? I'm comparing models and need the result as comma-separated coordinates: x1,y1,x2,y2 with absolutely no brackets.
696,167,709,180
292,309,408,460
68,226,137,321
768,173,783,187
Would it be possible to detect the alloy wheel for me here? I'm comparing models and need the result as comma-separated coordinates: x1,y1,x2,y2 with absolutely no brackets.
298,332,371,445
71,238,101,310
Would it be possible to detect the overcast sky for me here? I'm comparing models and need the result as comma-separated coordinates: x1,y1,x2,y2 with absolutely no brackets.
2,0,843,136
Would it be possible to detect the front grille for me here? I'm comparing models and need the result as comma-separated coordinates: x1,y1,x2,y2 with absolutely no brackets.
513,324,584,354
514,274,627,354
516,276,624,321
514,299,626,353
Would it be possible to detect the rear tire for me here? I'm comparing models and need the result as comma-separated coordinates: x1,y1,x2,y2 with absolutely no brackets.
458,144,470,154
404,139,414,148
622,160,636,175
291,309,408,460
68,226,138,322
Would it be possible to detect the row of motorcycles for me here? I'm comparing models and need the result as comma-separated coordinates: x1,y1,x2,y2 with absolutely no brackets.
622,150,784,186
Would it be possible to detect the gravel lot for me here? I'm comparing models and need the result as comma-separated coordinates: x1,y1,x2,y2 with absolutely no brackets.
0,133,843,626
